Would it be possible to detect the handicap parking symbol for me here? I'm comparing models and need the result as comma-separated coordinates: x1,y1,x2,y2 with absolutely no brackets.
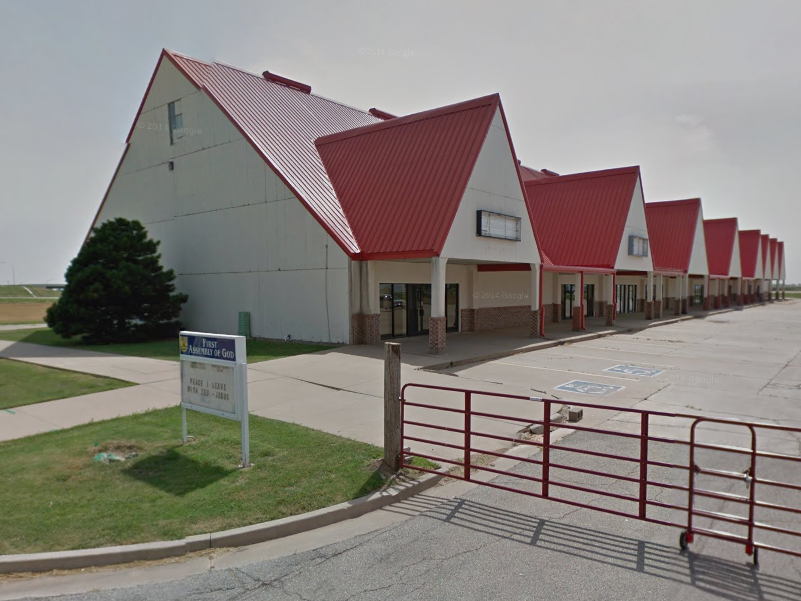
604,364,664,378
554,380,625,397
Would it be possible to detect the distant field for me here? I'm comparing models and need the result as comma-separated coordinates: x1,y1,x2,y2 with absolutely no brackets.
0,285,61,299
0,302,52,325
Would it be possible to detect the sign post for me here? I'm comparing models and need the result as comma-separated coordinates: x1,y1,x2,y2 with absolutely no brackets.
179,331,250,467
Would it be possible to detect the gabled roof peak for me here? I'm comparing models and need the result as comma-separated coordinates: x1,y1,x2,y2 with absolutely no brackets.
526,165,640,186
316,94,500,147
647,198,701,207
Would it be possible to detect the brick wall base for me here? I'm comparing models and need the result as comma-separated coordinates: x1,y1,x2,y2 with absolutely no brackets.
672,297,680,315
546,303,561,323
572,307,582,331
474,305,529,331
352,313,380,344
682,298,688,314
637,299,645,313
654,300,662,318
429,317,446,353
645,301,653,320
714,295,721,309
605,304,615,326
529,310,541,337
596,301,607,321
460,309,476,332
703,296,711,310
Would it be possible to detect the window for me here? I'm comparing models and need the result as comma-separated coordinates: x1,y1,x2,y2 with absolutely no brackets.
476,211,521,241
628,235,649,257
168,100,184,145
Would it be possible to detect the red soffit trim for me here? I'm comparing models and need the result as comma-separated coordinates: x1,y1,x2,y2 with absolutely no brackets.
477,263,531,272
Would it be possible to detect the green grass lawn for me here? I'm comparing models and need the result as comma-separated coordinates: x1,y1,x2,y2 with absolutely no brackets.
0,285,32,298
0,297,55,304
784,291,801,298
0,407,433,554
0,285,60,299
0,328,331,363
0,358,134,411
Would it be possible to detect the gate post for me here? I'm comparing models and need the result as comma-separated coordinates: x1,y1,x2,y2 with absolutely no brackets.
384,342,402,471
639,413,649,518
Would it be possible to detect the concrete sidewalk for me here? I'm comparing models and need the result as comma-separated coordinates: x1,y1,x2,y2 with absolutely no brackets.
0,340,178,384
0,305,754,450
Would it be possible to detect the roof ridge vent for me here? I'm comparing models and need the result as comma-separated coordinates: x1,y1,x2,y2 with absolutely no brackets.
263,71,311,94
541,169,560,176
369,108,396,120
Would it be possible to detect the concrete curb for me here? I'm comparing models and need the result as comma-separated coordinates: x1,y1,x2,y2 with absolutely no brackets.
0,469,446,574
422,314,698,371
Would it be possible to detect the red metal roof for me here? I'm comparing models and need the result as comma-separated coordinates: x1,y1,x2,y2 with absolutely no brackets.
644,199,700,273
761,234,770,277
524,167,641,269
769,238,778,279
519,165,554,182
738,230,761,278
160,49,384,256
703,218,738,277
315,94,518,258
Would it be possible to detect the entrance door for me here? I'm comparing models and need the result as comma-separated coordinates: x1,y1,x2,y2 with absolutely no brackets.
562,284,575,320
407,284,431,337
584,284,595,317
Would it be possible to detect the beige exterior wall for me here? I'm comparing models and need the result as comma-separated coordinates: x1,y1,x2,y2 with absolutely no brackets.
95,57,351,343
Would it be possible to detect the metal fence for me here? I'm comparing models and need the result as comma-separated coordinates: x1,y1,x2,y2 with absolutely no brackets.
400,382,801,565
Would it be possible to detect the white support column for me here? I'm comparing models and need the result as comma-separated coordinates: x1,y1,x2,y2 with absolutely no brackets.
646,271,654,319
530,263,541,337
355,260,380,344
429,256,448,352
360,261,377,315
656,274,664,318
605,273,615,325
703,275,710,310
736,278,743,306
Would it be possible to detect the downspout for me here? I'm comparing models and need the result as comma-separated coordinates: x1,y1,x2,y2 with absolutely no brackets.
580,271,586,330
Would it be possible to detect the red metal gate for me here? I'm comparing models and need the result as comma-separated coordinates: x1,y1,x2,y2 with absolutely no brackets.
400,383,801,565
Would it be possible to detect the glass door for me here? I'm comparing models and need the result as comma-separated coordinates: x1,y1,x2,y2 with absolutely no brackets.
407,285,431,337
562,284,575,320
584,284,595,317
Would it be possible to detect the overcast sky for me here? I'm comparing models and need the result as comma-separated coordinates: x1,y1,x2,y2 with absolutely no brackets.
1,0,799,284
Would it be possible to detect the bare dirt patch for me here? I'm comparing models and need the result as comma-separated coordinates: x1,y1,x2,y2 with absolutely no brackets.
0,302,52,324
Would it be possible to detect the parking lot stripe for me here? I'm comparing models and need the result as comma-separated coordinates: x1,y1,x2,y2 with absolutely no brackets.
493,362,640,382
547,351,675,369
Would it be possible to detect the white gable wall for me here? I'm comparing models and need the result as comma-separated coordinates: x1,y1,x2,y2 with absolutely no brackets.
728,232,742,277
755,244,764,280
95,57,351,343
688,209,709,276
440,108,539,264
614,179,654,271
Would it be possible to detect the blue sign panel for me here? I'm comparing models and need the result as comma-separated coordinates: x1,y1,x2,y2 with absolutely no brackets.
555,380,625,397
179,334,237,362
604,365,664,378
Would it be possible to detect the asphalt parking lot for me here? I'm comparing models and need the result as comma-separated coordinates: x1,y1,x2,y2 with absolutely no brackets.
5,301,801,600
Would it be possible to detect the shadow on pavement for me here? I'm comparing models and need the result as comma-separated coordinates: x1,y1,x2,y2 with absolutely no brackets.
386,495,800,601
